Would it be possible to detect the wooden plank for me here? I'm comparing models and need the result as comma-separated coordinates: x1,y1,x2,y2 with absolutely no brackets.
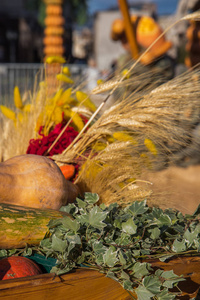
0,268,132,300
0,257,199,299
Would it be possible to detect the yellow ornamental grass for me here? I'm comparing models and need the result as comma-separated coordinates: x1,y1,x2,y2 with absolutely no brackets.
14,86,23,109
56,73,74,84
97,79,104,85
52,107,63,124
92,141,107,152
68,110,84,132
17,112,24,123
53,88,63,105
76,91,96,112
35,113,44,133
45,56,66,64
80,161,103,180
22,104,32,113
113,131,138,145
0,105,16,122
144,138,157,156
121,68,130,79
57,88,75,106
62,66,71,76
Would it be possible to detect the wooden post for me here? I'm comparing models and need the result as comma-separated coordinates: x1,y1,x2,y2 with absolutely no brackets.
118,0,139,59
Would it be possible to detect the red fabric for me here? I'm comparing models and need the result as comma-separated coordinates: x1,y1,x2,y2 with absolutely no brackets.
26,123,79,156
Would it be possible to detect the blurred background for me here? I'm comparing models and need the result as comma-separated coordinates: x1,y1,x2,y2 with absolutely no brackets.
0,0,199,99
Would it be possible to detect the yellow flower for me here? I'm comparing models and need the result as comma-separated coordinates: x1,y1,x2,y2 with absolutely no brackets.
97,79,104,85
144,138,157,156
0,105,16,122
35,113,44,132
17,112,24,123
121,68,130,79
113,131,137,145
45,56,66,64
52,88,63,105
76,91,96,112
62,66,71,76
14,86,23,109
63,108,84,132
52,107,63,124
57,73,74,84
22,104,32,113
80,161,103,180
92,141,107,152
57,88,74,106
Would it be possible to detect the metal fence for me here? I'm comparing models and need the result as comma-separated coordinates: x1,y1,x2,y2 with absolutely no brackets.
0,63,87,105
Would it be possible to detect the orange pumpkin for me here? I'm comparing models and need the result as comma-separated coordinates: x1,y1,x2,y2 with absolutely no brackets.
44,26,64,36
43,36,63,46
46,4,62,15
45,16,65,26
0,257,43,280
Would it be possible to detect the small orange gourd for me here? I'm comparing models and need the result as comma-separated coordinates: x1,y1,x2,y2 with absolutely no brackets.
46,4,62,15
44,16,65,26
44,26,64,36
59,164,75,180
44,45,65,55
43,36,63,46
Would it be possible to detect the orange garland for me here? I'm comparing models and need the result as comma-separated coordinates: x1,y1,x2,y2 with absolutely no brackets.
43,0,65,95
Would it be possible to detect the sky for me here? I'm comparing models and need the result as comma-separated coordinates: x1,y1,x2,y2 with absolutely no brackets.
88,0,180,15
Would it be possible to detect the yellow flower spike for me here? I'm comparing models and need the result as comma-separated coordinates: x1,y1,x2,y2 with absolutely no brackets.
45,56,66,64
144,138,157,156
57,88,72,106
97,79,104,85
63,108,84,132
70,111,84,132
106,135,115,143
76,91,96,112
80,161,103,180
63,108,71,119
52,107,63,124
121,68,130,79
113,131,137,145
14,86,23,109
35,113,44,133
56,73,74,84
0,105,16,122
62,66,71,76
22,104,32,113
53,88,63,104
92,141,107,152
17,112,24,123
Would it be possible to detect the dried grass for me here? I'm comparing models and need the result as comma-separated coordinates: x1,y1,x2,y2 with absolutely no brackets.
53,66,200,206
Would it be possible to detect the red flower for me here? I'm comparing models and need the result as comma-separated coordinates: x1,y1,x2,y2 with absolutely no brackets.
27,123,79,156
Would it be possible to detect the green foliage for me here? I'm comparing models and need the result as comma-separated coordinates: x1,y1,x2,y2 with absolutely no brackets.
2,193,200,299
40,193,200,298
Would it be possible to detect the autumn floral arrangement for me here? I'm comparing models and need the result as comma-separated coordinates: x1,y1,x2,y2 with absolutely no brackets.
0,11,200,299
